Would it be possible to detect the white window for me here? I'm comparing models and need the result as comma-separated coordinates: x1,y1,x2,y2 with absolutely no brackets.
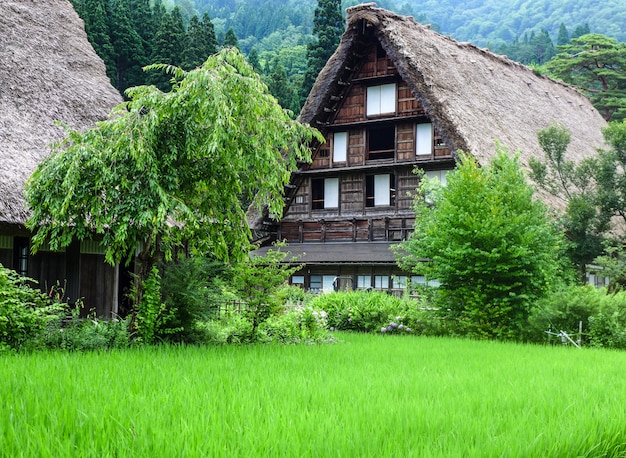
374,275,389,289
333,132,347,163
367,83,396,116
366,174,395,207
324,177,339,208
322,275,336,292
425,169,451,186
357,275,371,289
311,177,339,209
291,275,305,286
393,275,407,289
416,123,433,155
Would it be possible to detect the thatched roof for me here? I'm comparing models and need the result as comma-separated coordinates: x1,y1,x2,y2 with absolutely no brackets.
300,3,607,172
0,0,122,227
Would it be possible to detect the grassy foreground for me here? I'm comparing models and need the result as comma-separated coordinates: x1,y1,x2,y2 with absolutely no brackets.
2,334,626,457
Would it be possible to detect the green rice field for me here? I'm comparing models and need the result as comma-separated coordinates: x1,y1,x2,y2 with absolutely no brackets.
2,333,626,457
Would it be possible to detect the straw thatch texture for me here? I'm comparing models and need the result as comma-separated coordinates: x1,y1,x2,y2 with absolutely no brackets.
0,0,122,226
300,4,607,177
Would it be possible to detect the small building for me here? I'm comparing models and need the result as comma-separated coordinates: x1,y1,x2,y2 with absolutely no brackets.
250,3,607,294
0,1,124,316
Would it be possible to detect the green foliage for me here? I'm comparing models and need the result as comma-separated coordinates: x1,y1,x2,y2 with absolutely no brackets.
200,314,254,344
530,123,609,278
300,0,343,103
0,265,62,351
26,48,321,314
258,304,331,343
233,243,302,336
159,256,229,342
546,33,626,121
397,149,564,339
311,290,409,333
527,285,602,342
41,304,131,351
527,285,626,349
134,266,181,344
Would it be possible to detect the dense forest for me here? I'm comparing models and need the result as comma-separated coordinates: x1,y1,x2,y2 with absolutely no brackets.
71,0,625,118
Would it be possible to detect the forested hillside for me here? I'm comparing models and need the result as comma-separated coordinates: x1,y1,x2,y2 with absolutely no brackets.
70,0,625,117
166,0,626,51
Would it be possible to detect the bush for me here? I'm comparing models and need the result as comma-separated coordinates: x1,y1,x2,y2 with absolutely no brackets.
199,314,254,344
312,291,413,333
258,304,331,343
526,285,604,343
587,291,626,349
0,264,62,351
159,256,231,343
41,303,130,351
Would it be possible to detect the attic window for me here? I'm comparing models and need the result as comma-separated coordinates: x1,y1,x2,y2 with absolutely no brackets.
416,123,433,156
367,83,396,116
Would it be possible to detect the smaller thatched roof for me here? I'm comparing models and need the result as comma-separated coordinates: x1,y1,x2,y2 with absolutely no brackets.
0,0,122,227
299,3,607,175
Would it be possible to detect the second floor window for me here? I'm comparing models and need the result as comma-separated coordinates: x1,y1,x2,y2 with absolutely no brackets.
311,177,339,210
365,173,395,207
333,132,347,163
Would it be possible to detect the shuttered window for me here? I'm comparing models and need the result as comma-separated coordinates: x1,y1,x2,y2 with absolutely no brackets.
367,83,396,116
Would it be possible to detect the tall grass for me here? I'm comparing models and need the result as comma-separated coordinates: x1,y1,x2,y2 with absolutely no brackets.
2,334,626,457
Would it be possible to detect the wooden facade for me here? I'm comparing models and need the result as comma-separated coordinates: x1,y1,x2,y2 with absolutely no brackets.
259,41,455,293
0,232,124,318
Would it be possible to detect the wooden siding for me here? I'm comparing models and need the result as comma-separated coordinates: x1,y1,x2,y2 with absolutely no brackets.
80,253,117,318
278,216,414,243
357,45,398,79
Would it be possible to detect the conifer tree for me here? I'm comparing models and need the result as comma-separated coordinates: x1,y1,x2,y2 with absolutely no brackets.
300,0,343,105
223,27,240,49
149,6,187,90
557,23,570,46
109,0,146,93
83,0,116,84
129,0,156,69
183,13,218,70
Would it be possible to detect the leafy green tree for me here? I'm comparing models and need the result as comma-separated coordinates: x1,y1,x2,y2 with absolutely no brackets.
546,34,626,121
571,23,591,40
529,123,609,280
222,27,239,49
25,48,321,313
300,0,343,105
396,149,564,339
233,244,302,337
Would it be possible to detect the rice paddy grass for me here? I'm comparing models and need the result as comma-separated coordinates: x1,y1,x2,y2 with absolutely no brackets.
2,333,626,457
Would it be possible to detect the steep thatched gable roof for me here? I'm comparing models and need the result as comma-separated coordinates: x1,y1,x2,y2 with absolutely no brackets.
300,3,607,169
0,0,122,227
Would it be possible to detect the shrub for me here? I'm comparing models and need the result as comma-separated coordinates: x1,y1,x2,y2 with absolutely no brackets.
312,291,411,333
259,304,331,343
134,266,180,344
199,314,254,344
526,285,603,343
160,256,230,343
0,264,62,351
41,302,130,351
587,291,626,349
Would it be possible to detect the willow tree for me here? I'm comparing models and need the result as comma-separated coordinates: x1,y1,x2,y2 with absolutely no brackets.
25,48,321,296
